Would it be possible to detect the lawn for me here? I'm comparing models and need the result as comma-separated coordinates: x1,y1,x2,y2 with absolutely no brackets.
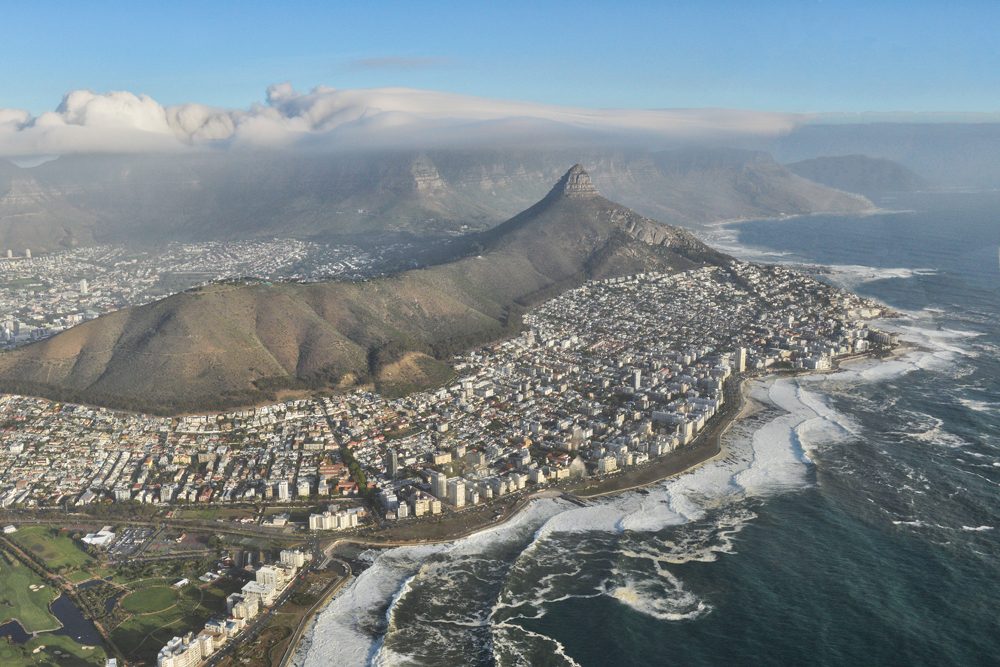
0,632,107,666
9,527,95,572
120,585,177,614
174,507,257,521
112,579,240,663
0,552,60,633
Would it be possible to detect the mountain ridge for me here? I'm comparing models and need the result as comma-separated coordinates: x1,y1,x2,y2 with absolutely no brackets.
0,165,725,414
786,154,926,198
0,148,872,253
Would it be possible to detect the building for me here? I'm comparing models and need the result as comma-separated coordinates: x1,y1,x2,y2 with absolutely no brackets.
280,549,310,568
81,529,116,547
255,565,282,590
430,470,448,499
386,447,399,478
447,478,466,508
276,480,290,501
226,593,260,620
308,508,359,531
157,632,214,667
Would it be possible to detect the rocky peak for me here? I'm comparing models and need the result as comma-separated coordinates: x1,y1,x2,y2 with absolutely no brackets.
554,164,599,198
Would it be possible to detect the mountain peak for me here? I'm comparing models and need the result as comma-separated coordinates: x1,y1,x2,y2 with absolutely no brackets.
553,163,599,198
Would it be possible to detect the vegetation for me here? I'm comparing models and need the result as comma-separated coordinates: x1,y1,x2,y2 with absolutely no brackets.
0,167,723,414
0,549,60,633
120,585,178,614
111,579,239,663
0,632,107,666
8,526,94,573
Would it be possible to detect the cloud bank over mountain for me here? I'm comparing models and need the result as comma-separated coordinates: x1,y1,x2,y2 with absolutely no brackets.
0,84,806,157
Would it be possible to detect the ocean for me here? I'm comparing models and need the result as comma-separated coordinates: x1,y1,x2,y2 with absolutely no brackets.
294,191,1000,667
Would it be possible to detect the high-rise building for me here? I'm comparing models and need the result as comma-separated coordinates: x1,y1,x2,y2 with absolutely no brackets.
5,249,11,258
447,478,466,508
430,470,448,499
280,549,310,568
79,279,89,294
276,480,290,501
24,248,30,259
737,347,747,373
387,448,399,478
631,369,642,391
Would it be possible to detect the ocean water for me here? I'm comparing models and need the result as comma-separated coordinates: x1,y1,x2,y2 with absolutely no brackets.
296,191,1000,667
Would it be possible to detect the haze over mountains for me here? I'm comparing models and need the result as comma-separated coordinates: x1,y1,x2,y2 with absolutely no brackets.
6,85,999,255
772,122,1000,188
0,147,872,253
787,155,926,198
0,165,728,413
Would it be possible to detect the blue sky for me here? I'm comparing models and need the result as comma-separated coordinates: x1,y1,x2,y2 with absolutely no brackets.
2,0,998,114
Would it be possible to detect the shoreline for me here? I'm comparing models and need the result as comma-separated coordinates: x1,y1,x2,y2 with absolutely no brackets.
316,373,755,552
286,349,897,663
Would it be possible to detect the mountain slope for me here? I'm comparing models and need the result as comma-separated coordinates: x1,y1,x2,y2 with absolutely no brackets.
0,148,872,252
594,148,873,225
0,166,724,413
786,154,926,198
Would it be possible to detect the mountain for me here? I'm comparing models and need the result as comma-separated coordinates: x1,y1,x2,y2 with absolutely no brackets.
595,148,872,224
770,123,1000,189
0,166,725,414
786,155,926,198
0,148,872,253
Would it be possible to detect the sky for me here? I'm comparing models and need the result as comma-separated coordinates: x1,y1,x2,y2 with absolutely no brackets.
2,0,999,116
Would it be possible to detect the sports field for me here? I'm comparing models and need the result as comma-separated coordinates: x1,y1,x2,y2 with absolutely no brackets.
120,585,178,614
9,526,94,571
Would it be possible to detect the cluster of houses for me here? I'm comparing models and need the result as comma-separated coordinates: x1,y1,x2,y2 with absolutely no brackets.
1,260,893,535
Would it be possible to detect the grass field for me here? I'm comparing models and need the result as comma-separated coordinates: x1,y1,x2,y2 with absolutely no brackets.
0,632,107,666
173,507,257,521
120,585,177,614
112,579,241,663
0,552,60,633
9,527,94,572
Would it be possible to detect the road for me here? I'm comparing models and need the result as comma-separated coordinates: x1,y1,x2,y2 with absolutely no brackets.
202,558,349,667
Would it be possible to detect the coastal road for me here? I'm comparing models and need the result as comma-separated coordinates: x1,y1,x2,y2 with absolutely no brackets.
276,558,352,667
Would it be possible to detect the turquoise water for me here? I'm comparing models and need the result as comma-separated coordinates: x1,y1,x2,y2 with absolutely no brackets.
300,192,1000,667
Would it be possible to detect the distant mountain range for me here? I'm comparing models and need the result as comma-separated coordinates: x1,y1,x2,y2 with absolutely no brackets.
787,155,926,198
771,123,1000,189
0,147,872,253
0,165,729,413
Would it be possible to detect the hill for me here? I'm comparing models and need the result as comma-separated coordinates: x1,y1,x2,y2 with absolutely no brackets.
786,154,926,198
771,122,1000,189
597,148,872,224
0,165,726,413
0,148,871,253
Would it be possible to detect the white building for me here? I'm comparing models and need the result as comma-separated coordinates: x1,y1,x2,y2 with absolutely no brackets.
157,632,214,667
447,478,466,508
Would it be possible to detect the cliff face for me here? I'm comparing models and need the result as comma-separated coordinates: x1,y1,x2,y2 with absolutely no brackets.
0,147,872,252
0,166,725,413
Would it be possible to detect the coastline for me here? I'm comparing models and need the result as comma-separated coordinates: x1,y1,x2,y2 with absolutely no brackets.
318,373,755,552
286,349,895,664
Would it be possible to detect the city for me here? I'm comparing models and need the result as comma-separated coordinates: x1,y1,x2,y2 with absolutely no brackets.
0,239,420,349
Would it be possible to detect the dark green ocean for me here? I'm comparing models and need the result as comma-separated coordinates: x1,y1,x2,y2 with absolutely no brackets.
295,191,1000,667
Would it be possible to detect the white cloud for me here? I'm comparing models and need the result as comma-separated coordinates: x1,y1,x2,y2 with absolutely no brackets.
0,85,808,156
